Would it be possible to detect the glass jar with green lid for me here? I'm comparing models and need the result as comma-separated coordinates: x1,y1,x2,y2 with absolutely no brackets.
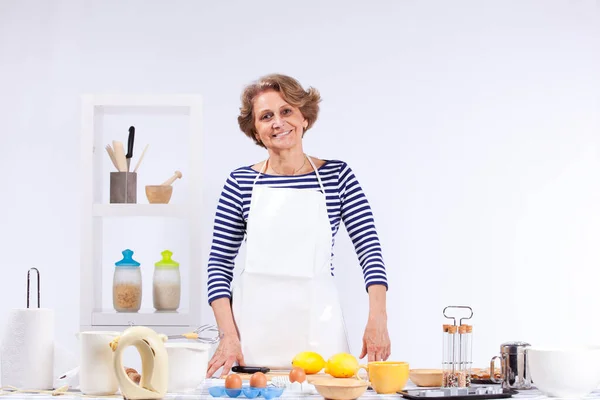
152,250,180,311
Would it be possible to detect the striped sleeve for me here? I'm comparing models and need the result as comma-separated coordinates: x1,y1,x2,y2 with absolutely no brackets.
206,172,246,305
338,163,388,291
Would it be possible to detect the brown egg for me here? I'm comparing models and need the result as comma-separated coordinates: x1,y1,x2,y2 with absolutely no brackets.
225,374,242,389
289,367,306,383
249,372,267,388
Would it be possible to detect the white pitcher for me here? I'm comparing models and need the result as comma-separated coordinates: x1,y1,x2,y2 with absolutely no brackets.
78,331,121,395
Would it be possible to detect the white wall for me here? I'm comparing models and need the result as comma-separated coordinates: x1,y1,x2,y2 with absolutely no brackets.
0,0,599,376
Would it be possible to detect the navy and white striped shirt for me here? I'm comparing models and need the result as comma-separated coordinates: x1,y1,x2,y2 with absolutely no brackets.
206,160,388,305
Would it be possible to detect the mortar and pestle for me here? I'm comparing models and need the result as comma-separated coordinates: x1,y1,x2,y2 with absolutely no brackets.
146,171,182,204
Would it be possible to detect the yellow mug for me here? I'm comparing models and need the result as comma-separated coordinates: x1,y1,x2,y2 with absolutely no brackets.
358,361,410,394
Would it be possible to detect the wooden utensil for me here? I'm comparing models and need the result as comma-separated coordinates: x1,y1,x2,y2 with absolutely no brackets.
145,185,172,204
161,170,182,186
312,377,369,400
112,141,128,172
105,145,119,171
133,144,149,173
409,369,443,387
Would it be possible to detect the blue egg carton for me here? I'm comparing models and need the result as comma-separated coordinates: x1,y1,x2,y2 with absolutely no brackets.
208,385,284,399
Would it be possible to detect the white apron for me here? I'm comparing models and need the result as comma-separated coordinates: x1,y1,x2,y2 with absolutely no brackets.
232,155,350,369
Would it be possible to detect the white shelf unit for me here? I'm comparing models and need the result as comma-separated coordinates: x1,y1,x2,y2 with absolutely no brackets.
80,94,203,335
92,204,189,218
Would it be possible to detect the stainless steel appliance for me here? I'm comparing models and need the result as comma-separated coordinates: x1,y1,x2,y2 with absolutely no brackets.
490,341,532,390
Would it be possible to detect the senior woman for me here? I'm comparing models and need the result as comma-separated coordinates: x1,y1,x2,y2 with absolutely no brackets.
206,74,390,378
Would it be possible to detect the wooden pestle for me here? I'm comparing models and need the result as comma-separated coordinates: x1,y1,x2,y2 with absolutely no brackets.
161,170,182,186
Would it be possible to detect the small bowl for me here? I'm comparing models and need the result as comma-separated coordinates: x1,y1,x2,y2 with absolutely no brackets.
409,369,443,387
145,185,173,204
165,342,210,393
311,378,369,400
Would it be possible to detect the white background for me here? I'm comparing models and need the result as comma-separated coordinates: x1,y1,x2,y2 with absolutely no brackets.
0,0,599,377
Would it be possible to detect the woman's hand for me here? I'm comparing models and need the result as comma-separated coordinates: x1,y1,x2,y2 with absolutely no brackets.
360,284,391,361
207,297,244,378
360,315,391,361
206,333,246,378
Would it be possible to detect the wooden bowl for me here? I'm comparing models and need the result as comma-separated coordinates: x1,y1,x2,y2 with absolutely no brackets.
311,378,369,400
145,185,173,204
409,369,443,387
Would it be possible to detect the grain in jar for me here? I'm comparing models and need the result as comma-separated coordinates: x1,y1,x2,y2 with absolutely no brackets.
152,250,181,311
113,249,142,312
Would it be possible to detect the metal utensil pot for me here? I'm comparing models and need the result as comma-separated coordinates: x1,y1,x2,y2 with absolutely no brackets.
490,341,532,390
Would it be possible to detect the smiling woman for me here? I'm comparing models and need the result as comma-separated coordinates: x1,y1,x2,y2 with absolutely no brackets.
238,74,320,152
205,74,390,378
252,90,307,154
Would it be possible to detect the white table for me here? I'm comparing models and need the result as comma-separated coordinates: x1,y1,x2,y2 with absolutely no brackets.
1,379,597,400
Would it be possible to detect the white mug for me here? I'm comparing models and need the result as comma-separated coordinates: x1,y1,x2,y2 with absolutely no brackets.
78,331,121,395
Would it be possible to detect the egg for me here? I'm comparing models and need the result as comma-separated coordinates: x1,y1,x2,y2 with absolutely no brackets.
225,374,242,389
289,367,306,383
249,372,267,388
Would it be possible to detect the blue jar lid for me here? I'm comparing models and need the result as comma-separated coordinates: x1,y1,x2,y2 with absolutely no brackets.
115,249,140,267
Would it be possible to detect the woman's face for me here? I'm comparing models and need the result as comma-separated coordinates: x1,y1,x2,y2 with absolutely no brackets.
253,90,308,151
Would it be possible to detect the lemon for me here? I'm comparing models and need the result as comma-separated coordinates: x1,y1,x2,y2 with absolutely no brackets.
324,353,359,378
291,351,326,374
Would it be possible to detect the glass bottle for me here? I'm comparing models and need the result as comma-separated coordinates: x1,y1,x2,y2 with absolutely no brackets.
451,325,461,387
458,325,468,387
465,324,473,386
442,325,449,386
113,249,142,312
152,250,181,311
443,325,459,387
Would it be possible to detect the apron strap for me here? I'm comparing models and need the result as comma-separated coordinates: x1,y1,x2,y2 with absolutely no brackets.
306,156,326,194
252,160,269,186
252,155,326,194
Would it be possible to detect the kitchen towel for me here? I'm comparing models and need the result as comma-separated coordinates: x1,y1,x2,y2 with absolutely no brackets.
0,308,54,389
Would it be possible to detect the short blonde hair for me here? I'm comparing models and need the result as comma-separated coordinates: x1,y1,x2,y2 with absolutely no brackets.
238,74,321,148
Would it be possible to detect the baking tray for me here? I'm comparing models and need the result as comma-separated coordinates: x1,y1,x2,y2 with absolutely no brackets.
399,387,514,400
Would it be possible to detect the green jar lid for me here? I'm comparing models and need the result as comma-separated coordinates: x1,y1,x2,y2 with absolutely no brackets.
155,250,179,269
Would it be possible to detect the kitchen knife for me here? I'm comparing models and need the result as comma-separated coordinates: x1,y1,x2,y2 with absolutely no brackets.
231,366,270,374
126,126,135,172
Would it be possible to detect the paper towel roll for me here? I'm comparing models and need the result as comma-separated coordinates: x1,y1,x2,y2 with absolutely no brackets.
1,308,54,390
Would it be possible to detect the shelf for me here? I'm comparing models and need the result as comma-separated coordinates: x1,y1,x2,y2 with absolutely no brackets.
92,309,190,327
87,94,199,108
92,204,189,218
80,93,204,331
84,94,201,116
80,325,193,336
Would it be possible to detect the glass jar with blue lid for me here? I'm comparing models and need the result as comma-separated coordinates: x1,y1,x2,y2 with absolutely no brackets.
112,249,142,312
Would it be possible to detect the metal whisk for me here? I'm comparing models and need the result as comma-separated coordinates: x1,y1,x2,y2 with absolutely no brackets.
167,324,221,344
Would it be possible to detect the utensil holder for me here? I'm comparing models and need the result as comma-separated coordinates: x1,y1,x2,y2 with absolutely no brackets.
110,172,137,204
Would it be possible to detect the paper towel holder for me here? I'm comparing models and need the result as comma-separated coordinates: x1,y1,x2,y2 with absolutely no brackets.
27,267,40,308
